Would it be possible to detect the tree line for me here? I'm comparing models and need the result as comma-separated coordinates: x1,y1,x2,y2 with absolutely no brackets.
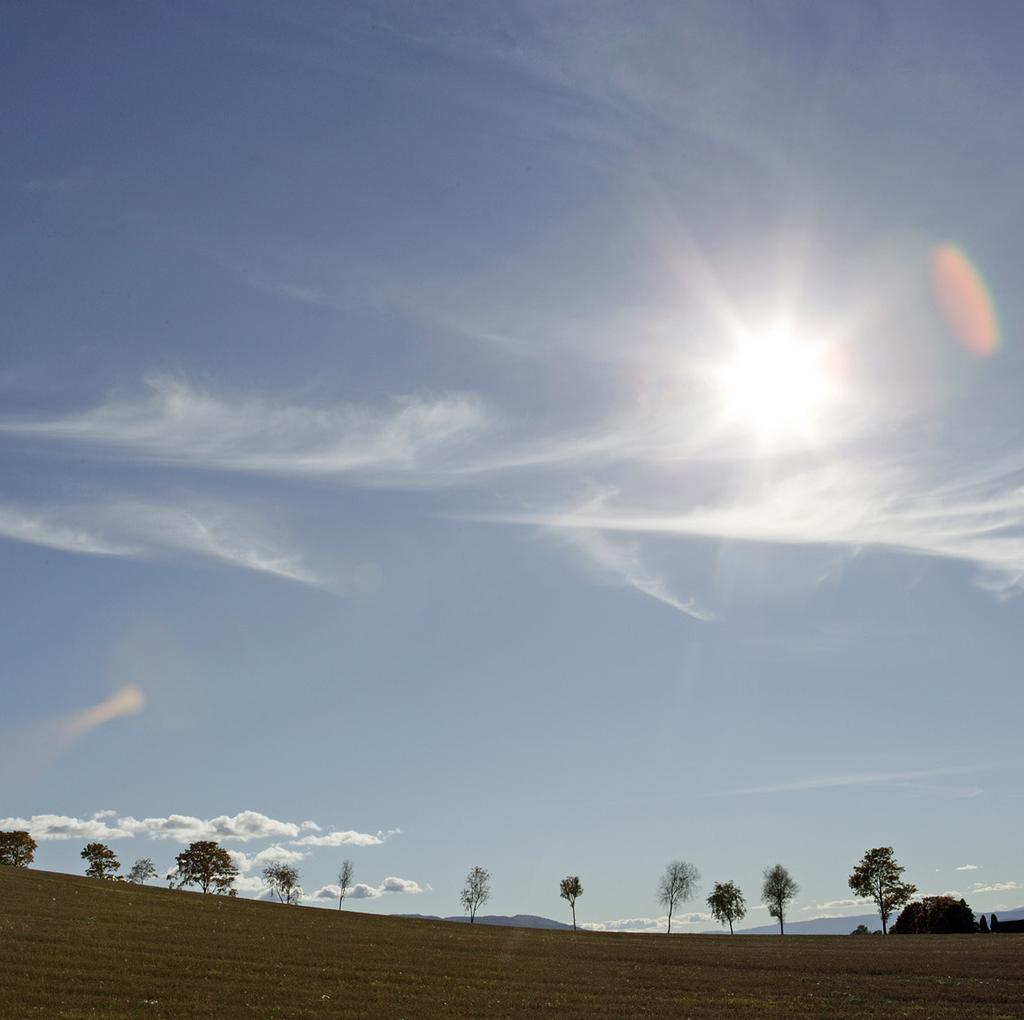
0,831,996,935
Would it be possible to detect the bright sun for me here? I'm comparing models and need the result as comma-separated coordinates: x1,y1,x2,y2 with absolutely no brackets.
716,330,835,444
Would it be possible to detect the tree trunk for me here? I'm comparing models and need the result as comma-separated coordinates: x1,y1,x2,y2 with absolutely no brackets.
728,919,733,934
667,906,673,935
779,916,784,935
571,903,576,932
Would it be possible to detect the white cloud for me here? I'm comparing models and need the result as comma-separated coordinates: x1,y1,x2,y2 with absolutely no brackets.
379,876,423,894
955,864,980,871
304,876,425,902
802,897,872,912
0,813,135,841
232,875,267,895
583,913,710,933
971,881,1020,894
0,499,321,587
3,809,392,847
291,828,400,848
469,451,1024,599
229,845,309,874
708,765,982,799
119,811,301,843
0,375,487,483
0,505,135,557
559,502,712,621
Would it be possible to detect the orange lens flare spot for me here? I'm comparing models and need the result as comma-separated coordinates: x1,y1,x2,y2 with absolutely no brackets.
932,244,1000,357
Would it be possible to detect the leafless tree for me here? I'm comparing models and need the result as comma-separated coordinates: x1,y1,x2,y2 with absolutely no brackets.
460,865,491,923
657,860,700,934
559,875,583,932
127,858,158,885
762,864,799,934
338,859,354,910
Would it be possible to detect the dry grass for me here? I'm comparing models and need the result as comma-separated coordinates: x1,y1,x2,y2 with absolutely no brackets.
2,867,1022,1019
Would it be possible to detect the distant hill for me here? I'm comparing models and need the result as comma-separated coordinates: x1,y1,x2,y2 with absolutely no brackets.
738,905,1024,935
399,913,575,930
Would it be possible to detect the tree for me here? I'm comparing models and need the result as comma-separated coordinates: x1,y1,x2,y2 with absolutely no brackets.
0,830,37,867
850,924,871,935
559,875,583,932
173,841,238,895
991,913,999,932
978,913,990,933
848,847,917,935
338,859,354,911
460,866,491,923
892,896,976,934
706,880,746,934
657,860,700,934
762,864,798,935
127,858,158,885
81,843,120,880
263,862,302,905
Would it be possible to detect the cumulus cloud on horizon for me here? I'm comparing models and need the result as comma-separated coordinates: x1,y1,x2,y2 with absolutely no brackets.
306,876,426,901
0,810,395,847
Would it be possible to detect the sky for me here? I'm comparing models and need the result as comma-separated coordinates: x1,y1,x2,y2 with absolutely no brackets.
2,0,1023,932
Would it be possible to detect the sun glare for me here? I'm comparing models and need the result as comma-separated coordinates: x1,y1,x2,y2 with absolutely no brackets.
716,330,835,445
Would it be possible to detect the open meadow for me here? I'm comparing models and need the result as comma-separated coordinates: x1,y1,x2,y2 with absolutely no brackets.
2,867,1022,1019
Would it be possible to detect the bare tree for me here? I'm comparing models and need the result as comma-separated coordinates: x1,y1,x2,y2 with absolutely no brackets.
559,875,583,932
338,859,354,911
263,862,302,904
848,847,917,935
81,842,120,880
762,864,799,934
127,858,158,885
706,880,746,934
657,861,700,934
460,865,491,923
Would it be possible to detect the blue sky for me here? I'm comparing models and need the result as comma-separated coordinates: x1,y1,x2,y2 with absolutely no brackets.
3,1,1023,930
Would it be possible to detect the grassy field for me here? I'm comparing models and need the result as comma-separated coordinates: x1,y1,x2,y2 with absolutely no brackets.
2,867,1022,1019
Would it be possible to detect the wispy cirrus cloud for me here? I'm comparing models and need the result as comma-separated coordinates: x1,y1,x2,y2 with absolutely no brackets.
0,499,321,586
0,375,487,483
710,765,983,799
539,490,713,621
0,505,136,557
469,450,1024,596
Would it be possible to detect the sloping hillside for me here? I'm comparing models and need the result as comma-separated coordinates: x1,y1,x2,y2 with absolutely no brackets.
2,867,1022,1019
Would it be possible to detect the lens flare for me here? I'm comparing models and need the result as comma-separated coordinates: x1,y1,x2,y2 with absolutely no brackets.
59,683,146,741
932,244,1000,357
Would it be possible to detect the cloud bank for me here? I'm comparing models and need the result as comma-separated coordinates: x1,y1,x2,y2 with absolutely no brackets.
306,876,426,901
0,810,393,846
